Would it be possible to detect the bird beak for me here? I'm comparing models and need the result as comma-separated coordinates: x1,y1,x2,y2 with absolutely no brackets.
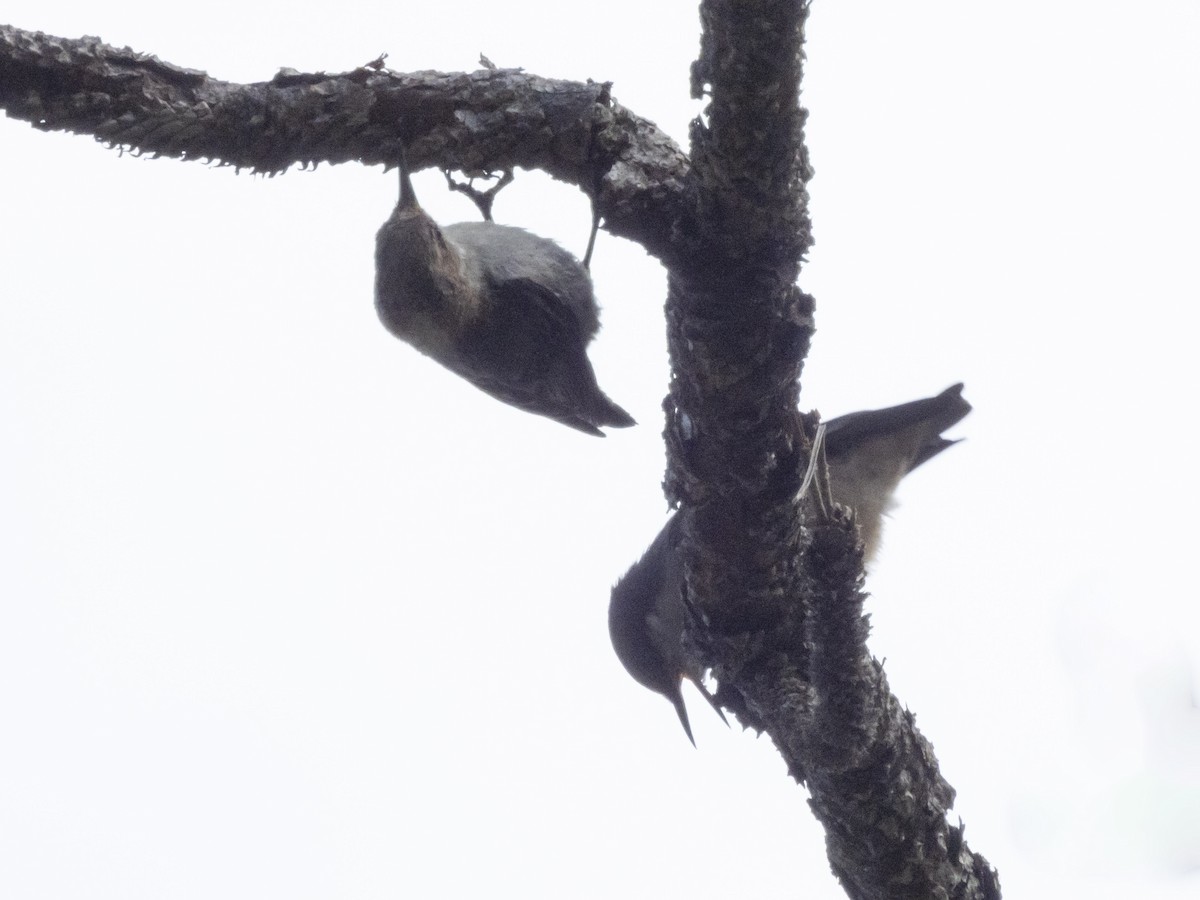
671,688,697,747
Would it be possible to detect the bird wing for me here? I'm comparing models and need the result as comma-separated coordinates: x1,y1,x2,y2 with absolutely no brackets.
823,383,970,470
455,278,612,435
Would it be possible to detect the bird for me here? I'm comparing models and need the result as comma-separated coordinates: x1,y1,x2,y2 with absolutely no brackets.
609,383,971,742
608,512,726,746
819,381,971,560
373,151,635,436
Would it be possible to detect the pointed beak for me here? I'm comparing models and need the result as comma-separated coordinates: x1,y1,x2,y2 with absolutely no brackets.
671,689,696,747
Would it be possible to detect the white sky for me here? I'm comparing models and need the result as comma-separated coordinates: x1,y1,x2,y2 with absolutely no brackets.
2,2,1199,898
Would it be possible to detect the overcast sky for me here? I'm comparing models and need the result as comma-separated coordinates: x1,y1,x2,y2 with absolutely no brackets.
2,2,1199,898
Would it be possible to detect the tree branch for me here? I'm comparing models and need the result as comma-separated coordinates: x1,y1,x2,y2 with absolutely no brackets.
0,23,688,261
665,2,1000,898
0,11,1001,898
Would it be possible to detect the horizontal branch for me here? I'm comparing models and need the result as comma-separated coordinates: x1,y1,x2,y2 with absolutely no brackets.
0,24,690,260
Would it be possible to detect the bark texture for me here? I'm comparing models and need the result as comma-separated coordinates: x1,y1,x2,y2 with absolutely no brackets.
0,9,1000,898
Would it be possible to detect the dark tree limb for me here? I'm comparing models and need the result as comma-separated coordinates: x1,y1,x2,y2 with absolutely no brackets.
0,23,688,261
0,10,1000,899
662,2,1001,899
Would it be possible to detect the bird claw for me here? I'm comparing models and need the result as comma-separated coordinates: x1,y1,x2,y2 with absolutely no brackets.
442,168,515,222
796,421,835,521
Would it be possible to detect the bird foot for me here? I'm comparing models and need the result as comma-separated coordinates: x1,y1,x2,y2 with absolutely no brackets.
796,421,835,521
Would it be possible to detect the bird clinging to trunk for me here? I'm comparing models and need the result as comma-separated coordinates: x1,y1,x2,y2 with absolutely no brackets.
609,383,972,742
373,151,635,436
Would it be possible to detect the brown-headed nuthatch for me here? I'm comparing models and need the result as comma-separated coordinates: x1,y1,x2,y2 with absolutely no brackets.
374,152,635,436
607,512,726,746
609,383,971,741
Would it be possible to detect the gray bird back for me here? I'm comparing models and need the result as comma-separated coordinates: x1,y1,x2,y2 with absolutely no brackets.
444,222,601,338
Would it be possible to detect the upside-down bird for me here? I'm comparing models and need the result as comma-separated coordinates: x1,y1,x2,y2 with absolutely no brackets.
374,152,635,436
609,383,971,742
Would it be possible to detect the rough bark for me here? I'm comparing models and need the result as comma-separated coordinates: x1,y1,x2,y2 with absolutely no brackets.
0,23,688,261
0,8,1000,898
